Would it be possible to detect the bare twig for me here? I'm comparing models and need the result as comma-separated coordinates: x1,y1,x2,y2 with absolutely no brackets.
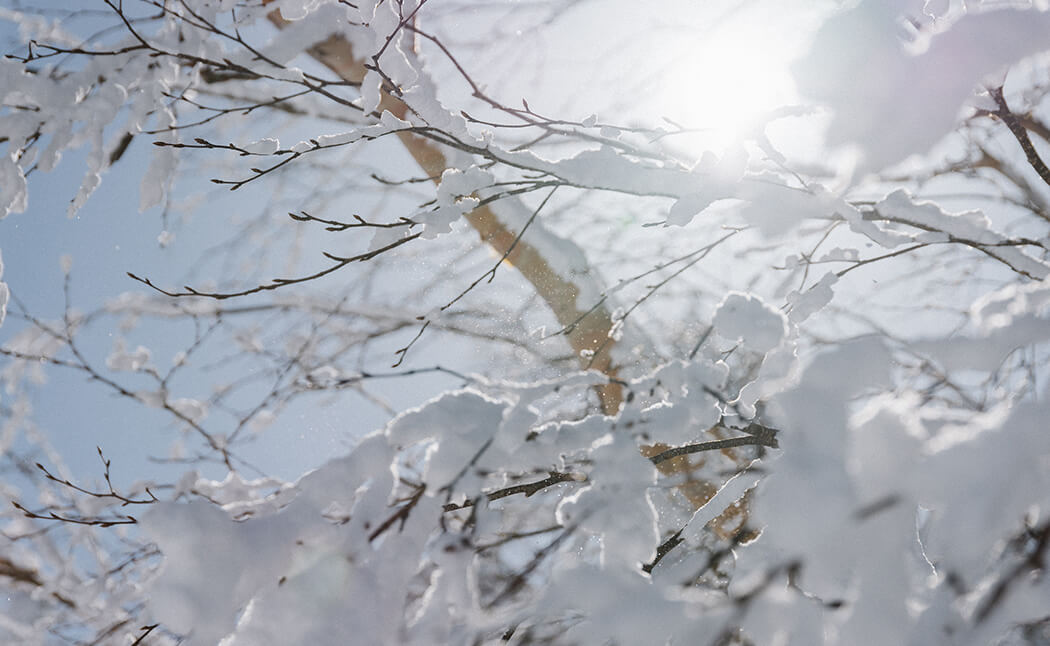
646,426,779,466
442,471,582,512
987,87,1050,189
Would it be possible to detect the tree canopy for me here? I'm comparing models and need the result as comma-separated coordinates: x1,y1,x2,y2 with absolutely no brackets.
2,1,1050,644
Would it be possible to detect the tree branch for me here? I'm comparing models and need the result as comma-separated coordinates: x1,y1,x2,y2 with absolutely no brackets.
442,471,582,512
647,428,779,466
988,86,1050,189
263,2,623,414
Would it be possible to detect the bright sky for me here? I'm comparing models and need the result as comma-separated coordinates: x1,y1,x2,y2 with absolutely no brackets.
421,0,832,146
0,0,838,488
651,2,830,148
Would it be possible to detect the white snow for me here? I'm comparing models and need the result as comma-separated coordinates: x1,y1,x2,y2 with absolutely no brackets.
712,292,788,353
5,2,1050,644
0,250,6,329
241,138,280,155
795,1,1050,173
105,339,152,372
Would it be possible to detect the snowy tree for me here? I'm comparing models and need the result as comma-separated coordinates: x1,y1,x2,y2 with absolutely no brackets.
2,0,1050,644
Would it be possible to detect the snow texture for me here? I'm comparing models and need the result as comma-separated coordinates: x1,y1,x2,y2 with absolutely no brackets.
712,291,788,353
795,1,1050,173
6,2,1050,644
418,167,493,238
105,340,152,372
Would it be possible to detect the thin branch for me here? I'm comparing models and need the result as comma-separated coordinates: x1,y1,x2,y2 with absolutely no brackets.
391,319,429,368
987,86,1050,189
127,232,422,300
642,529,684,574
974,521,1050,623
647,425,780,466
442,471,582,512
33,449,159,506
288,210,416,231
11,501,137,527
836,243,929,278
368,485,426,542
441,186,558,312
485,520,582,609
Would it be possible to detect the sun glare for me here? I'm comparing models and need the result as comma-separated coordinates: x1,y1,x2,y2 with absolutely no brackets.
654,7,813,153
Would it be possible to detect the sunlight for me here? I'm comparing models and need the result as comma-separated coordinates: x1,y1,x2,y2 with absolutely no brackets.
653,6,817,153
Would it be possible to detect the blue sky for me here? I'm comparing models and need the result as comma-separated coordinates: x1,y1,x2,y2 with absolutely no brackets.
0,103,469,491
0,0,833,493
